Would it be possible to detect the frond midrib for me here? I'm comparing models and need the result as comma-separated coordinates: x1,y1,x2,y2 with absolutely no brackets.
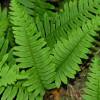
19,23,46,89
56,28,90,71
11,1,46,89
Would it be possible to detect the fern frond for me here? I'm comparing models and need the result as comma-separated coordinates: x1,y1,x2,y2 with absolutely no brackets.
7,49,16,66
17,0,55,17
0,58,29,100
0,39,8,61
0,64,17,87
35,14,57,49
10,0,56,98
0,82,43,100
0,82,27,100
83,56,100,100
0,6,8,36
53,16,100,87
0,53,29,100
35,0,100,49
0,6,9,61
0,53,28,86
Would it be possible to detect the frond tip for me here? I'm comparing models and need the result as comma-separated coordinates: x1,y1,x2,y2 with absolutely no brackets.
83,56,100,100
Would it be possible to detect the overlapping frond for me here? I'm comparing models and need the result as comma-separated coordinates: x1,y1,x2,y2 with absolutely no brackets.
83,56,100,100
52,16,100,87
10,0,56,98
0,6,9,60
0,58,31,100
0,38,8,61
0,54,17,87
0,50,30,100
0,82,44,100
17,0,55,17
0,6,28,99
0,82,28,100
0,6,8,36
0,10,18,87
35,0,100,49
35,14,57,48
0,54,28,87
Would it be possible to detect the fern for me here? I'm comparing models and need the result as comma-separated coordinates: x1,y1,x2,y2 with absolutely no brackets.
35,0,100,48
0,82,29,100
0,50,29,100
0,6,8,36
53,16,100,87
0,38,8,60
0,54,17,87
0,6,9,60
0,5,28,100
17,0,55,17
0,0,100,99
0,46,27,99
10,0,56,98
83,56,100,100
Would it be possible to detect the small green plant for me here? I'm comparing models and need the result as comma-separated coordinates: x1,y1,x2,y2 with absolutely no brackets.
0,0,100,99
83,56,100,100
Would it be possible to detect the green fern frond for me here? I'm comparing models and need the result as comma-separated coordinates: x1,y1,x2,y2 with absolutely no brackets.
0,6,9,61
35,14,57,49
17,0,55,17
82,56,100,100
53,0,100,39
7,49,16,66
53,16,100,87
0,82,27,100
0,53,28,87
0,39,8,61
0,64,17,87
0,53,29,100
0,54,8,70
35,0,100,49
0,82,43,100
10,0,56,98
0,6,8,37
7,28,16,47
